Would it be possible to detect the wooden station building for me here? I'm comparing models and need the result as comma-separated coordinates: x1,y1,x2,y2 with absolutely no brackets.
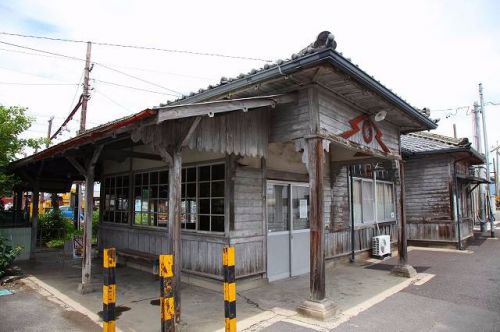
401,132,486,249
10,31,437,318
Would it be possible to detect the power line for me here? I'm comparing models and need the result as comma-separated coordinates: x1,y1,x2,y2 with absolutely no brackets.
94,89,133,113
94,62,182,96
0,81,78,86
0,45,216,81
93,79,178,97
0,39,182,96
0,31,273,63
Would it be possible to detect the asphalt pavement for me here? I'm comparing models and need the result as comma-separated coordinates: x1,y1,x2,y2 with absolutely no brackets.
0,280,100,332
334,233,500,331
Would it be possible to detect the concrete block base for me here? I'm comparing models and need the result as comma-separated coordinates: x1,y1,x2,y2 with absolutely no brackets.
78,282,96,294
391,264,417,278
297,298,338,320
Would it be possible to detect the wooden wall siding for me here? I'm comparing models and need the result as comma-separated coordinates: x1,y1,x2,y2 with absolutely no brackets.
232,238,265,277
325,222,398,258
407,223,456,242
317,88,400,154
460,218,474,240
405,157,453,224
329,165,349,230
99,225,227,278
132,109,270,158
269,89,310,143
232,166,264,238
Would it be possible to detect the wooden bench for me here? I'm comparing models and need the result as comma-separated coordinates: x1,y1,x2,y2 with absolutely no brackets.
116,249,159,276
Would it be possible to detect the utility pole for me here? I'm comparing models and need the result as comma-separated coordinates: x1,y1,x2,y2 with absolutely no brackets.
46,116,54,148
473,102,486,231
79,41,92,134
76,41,92,230
479,83,495,237
453,123,457,139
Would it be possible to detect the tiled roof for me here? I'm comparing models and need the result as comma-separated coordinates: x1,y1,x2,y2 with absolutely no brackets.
401,131,471,154
159,31,431,120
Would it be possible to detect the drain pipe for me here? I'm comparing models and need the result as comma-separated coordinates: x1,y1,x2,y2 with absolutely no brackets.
349,166,355,262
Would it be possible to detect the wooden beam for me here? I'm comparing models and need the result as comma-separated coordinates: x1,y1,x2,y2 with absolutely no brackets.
167,149,182,323
66,156,86,176
307,137,326,301
157,93,297,122
30,182,39,259
179,116,201,148
398,162,408,264
79,145,103,294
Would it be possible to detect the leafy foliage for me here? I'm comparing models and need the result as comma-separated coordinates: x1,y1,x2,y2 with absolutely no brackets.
0,105,46,196
0,235,22,278
38,209,73,242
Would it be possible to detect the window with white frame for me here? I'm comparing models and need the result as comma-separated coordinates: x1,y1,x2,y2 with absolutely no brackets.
352,177,395,225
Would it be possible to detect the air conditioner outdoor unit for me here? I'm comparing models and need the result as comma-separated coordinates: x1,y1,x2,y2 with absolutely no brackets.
372,235,391,258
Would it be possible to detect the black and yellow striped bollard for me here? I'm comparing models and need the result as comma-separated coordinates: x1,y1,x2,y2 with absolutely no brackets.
223,246,236,332
103,248,116,332
159,254,175,332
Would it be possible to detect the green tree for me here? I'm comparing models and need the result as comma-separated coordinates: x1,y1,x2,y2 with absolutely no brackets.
0,105,44,196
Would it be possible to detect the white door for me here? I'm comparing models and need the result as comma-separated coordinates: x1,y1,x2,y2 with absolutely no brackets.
267,182,310,281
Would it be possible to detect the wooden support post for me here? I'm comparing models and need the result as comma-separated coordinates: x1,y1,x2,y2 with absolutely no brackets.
308,137,326,301
297,137,337,320
159,254,175,332
223,246,236,332
103,248,116,332
30,182,40,259
14,190,23,223
73,146,103,294
168,149,182,322
391,161,417,278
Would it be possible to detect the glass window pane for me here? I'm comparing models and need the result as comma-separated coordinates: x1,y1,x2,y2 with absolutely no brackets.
211,181,224,197
187,167,197,182
150,185,158,199
158,199,168,226
211,164,225,180
159,185,168,199
134,212,141,225
377,183,385,222
199,215,210,231
115,176,122,188
384,184,394,220
159,171,168,184
211,199,224,215
211,216,224,232
186,183,196,198
199,199,210,214
123,175,129,187
199,166,210,181
292,186,309,230
267,184,289,232
182,168,187,182
199,182,210,198
150,172,159,185
353,180,362,225
135,174,141,186
362,180,374,222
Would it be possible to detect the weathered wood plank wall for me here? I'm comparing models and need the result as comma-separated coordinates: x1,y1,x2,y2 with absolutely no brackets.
317,87,400,154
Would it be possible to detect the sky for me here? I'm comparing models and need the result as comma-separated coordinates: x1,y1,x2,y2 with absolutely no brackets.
1,0,500,159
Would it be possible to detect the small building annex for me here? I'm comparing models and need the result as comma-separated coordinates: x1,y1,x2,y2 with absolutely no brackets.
401,131,486,249
9,31,436,318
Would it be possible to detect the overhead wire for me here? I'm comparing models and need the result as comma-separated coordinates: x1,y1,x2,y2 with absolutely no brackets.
0,31,273,63
0,39,183,96
92,79,178,96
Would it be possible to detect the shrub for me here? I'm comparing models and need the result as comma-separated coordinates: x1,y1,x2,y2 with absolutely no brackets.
0,236,22,278
46,239,65,249
38,209,74,242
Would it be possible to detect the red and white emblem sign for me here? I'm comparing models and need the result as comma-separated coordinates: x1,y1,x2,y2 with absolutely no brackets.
340,114,390,153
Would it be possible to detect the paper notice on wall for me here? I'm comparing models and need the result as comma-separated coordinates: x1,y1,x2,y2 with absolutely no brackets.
299,199,308,219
